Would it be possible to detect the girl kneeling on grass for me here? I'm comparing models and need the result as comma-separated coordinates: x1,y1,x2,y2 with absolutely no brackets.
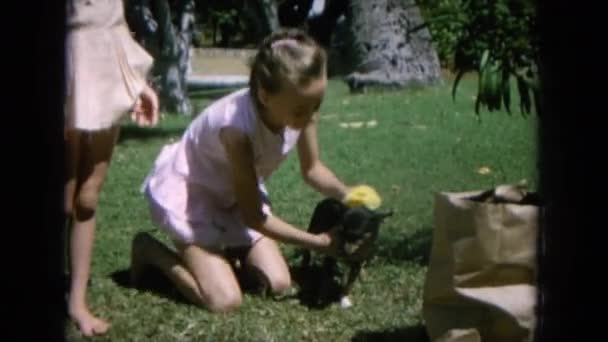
131,28,357,312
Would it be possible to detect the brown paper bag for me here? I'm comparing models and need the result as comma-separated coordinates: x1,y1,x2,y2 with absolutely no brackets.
422,184,540,342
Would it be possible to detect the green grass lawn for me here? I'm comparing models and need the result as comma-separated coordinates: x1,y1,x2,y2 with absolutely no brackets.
67,76,538,341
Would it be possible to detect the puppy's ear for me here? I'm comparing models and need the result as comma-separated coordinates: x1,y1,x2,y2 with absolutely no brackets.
309,198,348,232
374,210,394,223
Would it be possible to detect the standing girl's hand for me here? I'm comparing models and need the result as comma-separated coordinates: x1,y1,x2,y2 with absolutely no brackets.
131,84,159,127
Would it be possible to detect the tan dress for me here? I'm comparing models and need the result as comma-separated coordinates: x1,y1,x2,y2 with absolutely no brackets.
65,0,154,131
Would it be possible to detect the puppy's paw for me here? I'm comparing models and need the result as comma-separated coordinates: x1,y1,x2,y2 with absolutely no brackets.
339,296,353,309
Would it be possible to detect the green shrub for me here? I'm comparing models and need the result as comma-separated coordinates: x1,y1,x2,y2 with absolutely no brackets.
418,0,467,68
419,0,540,115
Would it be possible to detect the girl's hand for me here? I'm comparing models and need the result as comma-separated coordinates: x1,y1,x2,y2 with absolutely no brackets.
315,226,343,258
131,84,159,127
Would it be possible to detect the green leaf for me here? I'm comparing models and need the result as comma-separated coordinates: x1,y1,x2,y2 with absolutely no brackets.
502,71,512,114
452,69,468,101
479,49,490,71
516,76,532,116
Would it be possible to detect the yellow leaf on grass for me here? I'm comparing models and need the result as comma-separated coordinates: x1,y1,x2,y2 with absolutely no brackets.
477,167,492,175
339,120,377,129
320,113,338,120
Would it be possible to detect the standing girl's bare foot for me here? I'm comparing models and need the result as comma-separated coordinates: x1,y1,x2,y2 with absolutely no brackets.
69,305,110,337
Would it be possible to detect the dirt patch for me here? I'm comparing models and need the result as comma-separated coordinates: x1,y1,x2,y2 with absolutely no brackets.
190,48,254,75
189,48,464,83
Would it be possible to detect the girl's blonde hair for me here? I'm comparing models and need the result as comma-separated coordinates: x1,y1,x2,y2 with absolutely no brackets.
249,28,327,110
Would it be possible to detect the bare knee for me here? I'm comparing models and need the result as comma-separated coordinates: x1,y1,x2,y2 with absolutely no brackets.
74,181,103,221
202,288,242,313
250,267,291,295
268,272,292,294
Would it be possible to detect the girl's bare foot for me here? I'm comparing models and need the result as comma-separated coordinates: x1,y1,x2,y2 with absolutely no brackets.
69,306,110,337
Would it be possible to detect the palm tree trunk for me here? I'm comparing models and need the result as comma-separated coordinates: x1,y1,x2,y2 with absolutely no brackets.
126,0,194,115
242,0,280,44
339,0,442,92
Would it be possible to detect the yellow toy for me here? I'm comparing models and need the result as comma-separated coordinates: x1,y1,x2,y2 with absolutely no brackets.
343,185,382,210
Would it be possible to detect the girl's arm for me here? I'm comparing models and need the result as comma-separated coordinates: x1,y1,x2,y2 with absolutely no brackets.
219,126,337,254
297,113,350,201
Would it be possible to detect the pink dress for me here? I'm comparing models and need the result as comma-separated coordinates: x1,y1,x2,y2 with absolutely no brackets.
65,0,154,131
143,88,301,249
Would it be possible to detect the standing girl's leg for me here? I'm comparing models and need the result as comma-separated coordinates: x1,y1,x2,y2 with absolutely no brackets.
64,126,119,337
244,237,292,295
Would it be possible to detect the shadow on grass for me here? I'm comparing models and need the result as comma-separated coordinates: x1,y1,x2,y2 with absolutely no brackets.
110,268,191,306
110,261,268,306
117,125,185,144
351,324,429,342
374,226,433,266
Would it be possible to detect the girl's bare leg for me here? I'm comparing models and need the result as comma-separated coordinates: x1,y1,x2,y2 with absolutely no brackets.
131,232,203,305
131,232,243,312
65,127,119,337
244,237,292,295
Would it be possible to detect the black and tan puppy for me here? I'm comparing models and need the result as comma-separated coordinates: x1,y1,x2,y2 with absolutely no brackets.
300,198,393,308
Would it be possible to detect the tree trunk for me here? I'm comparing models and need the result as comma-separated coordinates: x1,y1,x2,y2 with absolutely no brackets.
339,0,442,92
241,0,280,44
126,0,160,56
260,0,280,33
178,1,196,76
126,0,194,115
